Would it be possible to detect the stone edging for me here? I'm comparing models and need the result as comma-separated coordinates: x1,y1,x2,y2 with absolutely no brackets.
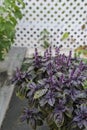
0,47,27,128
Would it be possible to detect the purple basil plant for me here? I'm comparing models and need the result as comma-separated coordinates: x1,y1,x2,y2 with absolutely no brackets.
13,47,87,130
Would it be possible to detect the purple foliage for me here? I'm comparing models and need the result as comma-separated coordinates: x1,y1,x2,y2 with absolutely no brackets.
73,104,87,129
13,47,87,130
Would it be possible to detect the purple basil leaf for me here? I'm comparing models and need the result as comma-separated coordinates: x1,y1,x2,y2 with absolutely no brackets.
39,98,47,106
54,112,64,127
48,98,55,106
73,104,87,129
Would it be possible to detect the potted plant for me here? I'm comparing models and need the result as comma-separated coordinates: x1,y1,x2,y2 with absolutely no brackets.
13,47,87,130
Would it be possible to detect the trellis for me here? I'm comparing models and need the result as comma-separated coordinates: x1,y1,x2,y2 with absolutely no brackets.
13,0,87,49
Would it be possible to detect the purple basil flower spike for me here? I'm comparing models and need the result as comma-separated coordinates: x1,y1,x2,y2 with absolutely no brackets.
34,48,38,61
58,74,64,86
74,61,84,78
44,50,47,58
49,46,52,57
44,48,52,60
67,51,72,66
35,48,38,56
34,48,41,67
61,54,64,63
55,47,60,56
78,61,85,72
69,67,76,79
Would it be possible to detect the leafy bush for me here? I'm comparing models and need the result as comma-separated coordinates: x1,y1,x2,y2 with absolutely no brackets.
0,0,25,60
13,47,87,130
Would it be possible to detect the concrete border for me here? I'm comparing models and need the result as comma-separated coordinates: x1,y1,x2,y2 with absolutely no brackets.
0,47,27,128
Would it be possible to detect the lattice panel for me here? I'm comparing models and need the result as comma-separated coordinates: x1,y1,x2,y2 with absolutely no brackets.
14,0,87,49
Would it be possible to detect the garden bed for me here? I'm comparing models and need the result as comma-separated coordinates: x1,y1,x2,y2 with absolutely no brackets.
8,48,87,130
1,47,87,130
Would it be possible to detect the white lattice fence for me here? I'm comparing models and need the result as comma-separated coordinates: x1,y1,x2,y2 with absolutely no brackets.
14,0,87,49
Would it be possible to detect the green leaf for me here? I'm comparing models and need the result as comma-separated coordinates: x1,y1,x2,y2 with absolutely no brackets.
0,7,7,13
1,48,7,59
14,10,22,19
34,88,48,99
42,40,50,49
36,119,43,126
9,16,17,26
65,110,72,118
81,58,87,63
40,29,49,36
16,91,25,100
46,114,53,126
4,0,11,8
83,80,87,89
0,20,5,32
61,32,69,41
17,0,25,8
0,0,25,60
3,21,15,39
44,29,49,35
